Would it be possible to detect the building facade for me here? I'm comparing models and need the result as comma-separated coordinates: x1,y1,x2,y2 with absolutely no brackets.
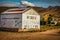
0,8,40,32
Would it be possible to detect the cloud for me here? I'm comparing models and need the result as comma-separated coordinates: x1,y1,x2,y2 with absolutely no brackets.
21,1,35,7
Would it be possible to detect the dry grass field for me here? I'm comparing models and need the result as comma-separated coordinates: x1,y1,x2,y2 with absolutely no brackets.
0,29,60,40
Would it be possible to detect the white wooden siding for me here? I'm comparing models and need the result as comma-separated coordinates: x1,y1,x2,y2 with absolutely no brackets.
22,8,40,29
1,14,22,28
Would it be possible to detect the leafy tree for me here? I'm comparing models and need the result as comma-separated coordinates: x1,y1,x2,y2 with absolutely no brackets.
40,16,46,25
47,14,53,24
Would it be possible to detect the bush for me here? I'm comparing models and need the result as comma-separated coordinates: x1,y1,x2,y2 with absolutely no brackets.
40,16,46,25
40,21,46,25
40,25,60,32
47,14,53,24
55,22,60,26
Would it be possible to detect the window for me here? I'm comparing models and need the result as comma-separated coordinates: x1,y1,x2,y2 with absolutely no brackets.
35,25,38,28
27,16,36,19
15,24,17,26
33,25,35,28
15,20,17,22
31,16,36,19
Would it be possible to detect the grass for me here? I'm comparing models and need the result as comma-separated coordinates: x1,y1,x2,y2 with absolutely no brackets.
0,28,60,40
40,25,60,32
0,25,60,32
0,25,60,40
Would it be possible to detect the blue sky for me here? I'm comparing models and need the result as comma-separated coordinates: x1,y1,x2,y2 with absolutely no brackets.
0,0,60,7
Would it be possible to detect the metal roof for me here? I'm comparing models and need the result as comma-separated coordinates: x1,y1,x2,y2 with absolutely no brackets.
2,8,26,14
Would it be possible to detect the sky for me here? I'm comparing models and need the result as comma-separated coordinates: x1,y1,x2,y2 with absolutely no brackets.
0,0,60,7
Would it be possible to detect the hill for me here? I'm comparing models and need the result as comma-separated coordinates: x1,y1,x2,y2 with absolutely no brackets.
43,6,60,21
0,6,18,13
0,6,60,21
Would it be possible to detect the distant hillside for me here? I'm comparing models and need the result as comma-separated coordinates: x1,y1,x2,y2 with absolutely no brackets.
32,6,60,21
43,6,60,21
0,6,19,13
0,6,60,21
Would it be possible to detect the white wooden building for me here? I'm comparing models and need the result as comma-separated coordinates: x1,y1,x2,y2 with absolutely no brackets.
0,8,40,32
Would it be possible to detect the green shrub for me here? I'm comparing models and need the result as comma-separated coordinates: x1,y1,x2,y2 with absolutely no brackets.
40,25,60,32
40,16,46,25
47,14,53,24
55,22,60,26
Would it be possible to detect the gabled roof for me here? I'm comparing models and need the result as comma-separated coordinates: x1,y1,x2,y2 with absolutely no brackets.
1,7,45,14
1,8,30,14
0,7,18,13
2,8,25,14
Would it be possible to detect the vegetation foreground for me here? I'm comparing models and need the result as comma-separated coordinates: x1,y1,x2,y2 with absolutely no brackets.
0,29,60,40
0,25,60,40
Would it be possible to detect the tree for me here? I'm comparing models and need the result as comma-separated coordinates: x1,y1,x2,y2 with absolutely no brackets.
47,14,53,24
40,16,46,25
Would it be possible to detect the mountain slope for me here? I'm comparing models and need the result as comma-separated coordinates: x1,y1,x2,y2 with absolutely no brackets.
0,2,20,7
44,6,60,21
0,6,60,21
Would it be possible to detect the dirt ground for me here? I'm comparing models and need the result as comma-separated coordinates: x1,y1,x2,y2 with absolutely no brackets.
0,29,60,40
